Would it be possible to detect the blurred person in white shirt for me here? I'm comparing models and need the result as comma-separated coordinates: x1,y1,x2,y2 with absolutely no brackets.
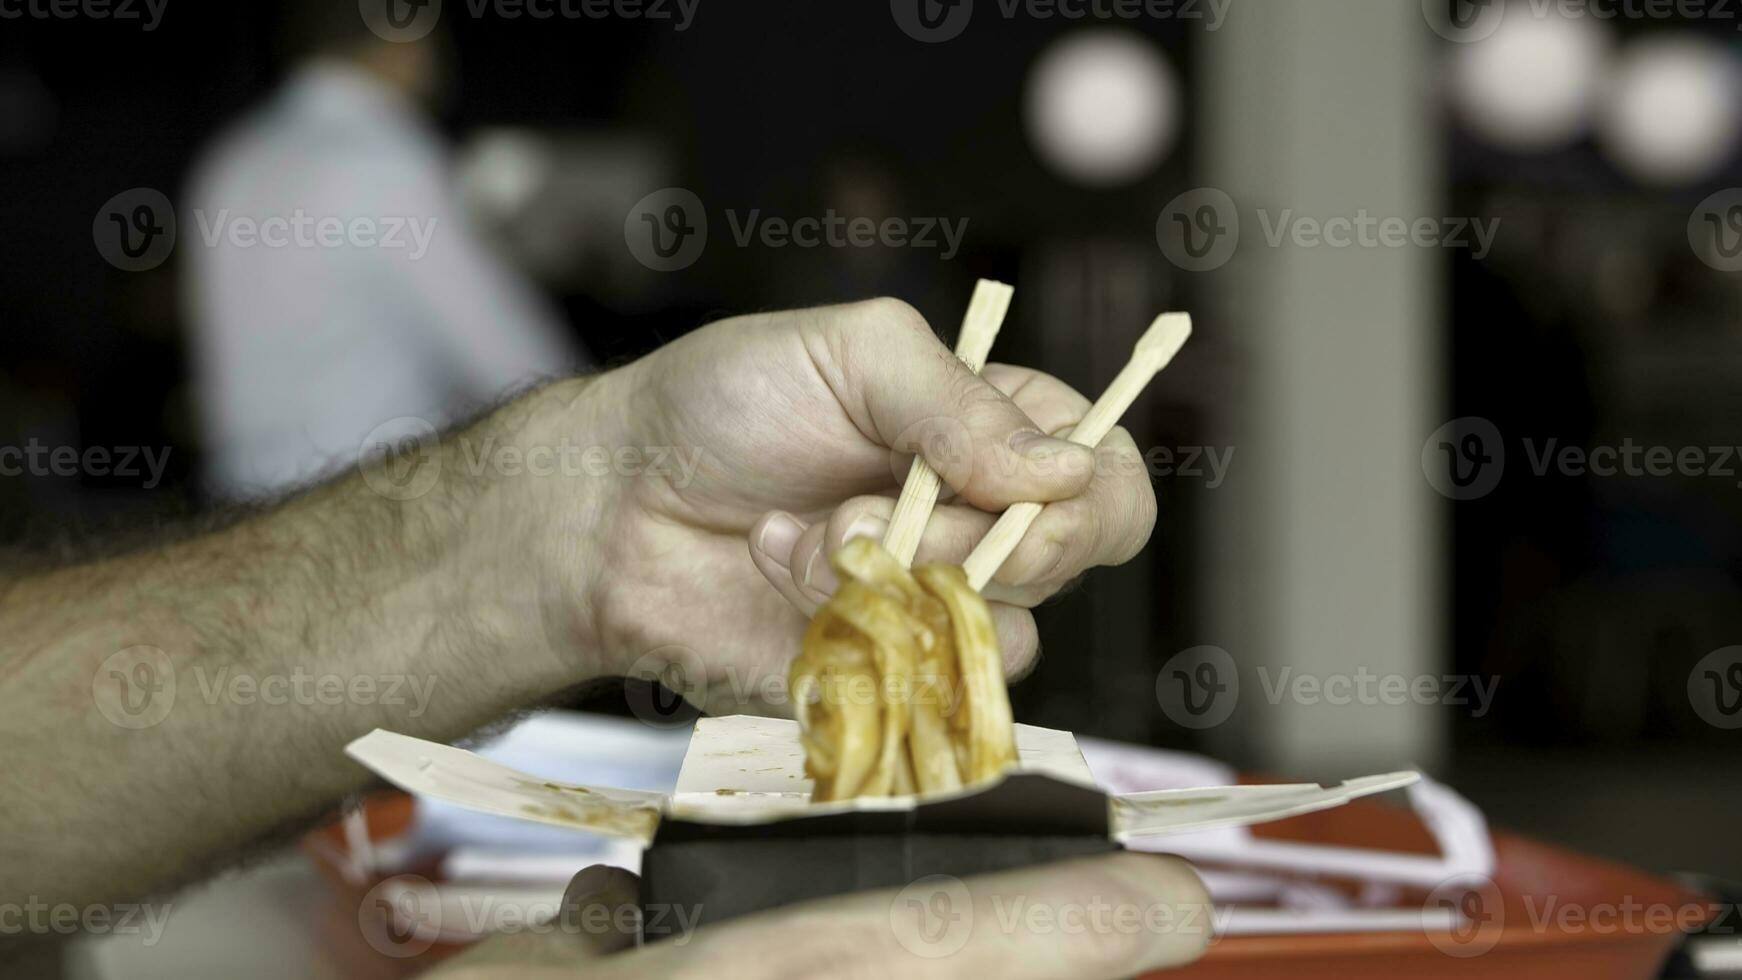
183,2,582,500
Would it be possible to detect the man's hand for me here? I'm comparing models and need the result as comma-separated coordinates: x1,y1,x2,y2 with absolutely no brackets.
432,853,1213,979
534,298,1158,713
0,297,1159,926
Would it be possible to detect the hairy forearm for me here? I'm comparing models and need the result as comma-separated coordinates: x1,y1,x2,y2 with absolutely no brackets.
0,376,612,916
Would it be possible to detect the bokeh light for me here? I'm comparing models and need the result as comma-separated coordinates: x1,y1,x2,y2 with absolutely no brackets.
1024,29,1181,187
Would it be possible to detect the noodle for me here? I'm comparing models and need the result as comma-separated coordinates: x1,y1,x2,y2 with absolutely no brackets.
791,537,1017,802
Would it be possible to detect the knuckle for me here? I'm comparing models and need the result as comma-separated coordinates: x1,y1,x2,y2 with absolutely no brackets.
947,369,1008,420
979,362,1023,395
942,384,1016,501
851,296,931,337
934,510,988,563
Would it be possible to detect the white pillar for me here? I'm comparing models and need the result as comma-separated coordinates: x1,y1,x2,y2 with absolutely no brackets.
1198,0,1446,775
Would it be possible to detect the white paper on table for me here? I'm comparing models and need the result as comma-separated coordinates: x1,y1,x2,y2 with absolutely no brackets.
1078,738,1495,936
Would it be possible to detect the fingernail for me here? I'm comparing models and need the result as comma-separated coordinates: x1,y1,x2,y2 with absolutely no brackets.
802,547,839,597
755,512,805,569
844,515,888,545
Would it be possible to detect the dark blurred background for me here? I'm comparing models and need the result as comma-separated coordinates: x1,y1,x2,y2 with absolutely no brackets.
1,0,1738,923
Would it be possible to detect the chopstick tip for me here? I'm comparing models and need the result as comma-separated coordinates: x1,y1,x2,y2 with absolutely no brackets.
973,279,1015,303
1136,312,1192,363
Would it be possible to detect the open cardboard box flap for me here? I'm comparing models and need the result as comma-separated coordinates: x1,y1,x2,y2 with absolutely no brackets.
346,716,1418,847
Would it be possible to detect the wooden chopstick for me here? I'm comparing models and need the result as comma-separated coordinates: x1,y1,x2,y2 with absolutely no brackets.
881,280,1015,568
959,313,1192,592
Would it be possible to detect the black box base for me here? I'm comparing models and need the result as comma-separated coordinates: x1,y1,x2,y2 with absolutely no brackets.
640,831,1119,940
638,772,1122,941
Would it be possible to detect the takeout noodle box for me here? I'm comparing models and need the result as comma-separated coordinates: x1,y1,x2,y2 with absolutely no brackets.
346,716,1416,938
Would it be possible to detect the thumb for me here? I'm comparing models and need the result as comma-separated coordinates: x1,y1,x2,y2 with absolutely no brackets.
557,864,643,956
827,299,1096,511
